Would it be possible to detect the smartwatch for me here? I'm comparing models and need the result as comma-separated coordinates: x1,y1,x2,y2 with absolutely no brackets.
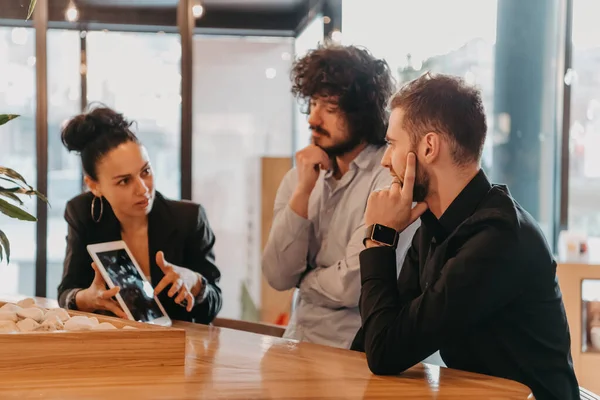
363,224,399,248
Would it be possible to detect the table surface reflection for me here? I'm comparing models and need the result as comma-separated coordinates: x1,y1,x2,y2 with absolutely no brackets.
0,295,531,399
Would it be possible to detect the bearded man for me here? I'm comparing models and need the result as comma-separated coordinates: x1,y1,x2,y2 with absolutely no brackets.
262,43,419,349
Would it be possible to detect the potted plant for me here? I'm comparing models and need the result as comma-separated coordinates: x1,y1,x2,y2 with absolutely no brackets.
0,0,47,263
0,114,48,263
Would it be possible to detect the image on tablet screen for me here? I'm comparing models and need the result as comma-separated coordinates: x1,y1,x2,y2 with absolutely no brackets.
96,249,164,322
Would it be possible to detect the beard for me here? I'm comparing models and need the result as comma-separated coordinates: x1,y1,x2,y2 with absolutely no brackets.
310,125,363,157
412,165,429,202
398,154,430,202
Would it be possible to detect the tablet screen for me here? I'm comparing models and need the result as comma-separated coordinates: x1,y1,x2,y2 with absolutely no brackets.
95,248,165,323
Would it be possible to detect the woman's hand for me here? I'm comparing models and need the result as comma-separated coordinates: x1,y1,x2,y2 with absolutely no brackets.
153,251,202,312
75,262,127,318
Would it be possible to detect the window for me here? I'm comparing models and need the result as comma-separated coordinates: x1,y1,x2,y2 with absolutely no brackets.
86,30,181,200
293,15,324,153
343,0,564,244
191,35,294,319
46,29,82,299
0,26,36,296
569,0,600,238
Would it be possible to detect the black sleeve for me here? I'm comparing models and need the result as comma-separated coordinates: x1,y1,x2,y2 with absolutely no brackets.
352,228,422,352
57,201,94,308
394,228,422,305
359,222,523,375
184,204,223,324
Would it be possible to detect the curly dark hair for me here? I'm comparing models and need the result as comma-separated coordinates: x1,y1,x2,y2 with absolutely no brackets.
291,43,395,146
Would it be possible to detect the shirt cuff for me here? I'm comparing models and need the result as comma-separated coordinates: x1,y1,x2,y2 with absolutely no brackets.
194,273,209,304
64,288,83,310
359,246,398,284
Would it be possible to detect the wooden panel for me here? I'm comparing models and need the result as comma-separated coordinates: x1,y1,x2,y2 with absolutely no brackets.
557,263,600,394
0,299,185,371
259,156,294,325
0,311,532,399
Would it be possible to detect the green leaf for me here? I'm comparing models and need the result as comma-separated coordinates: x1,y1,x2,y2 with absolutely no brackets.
0,176,29,189
0,186,23,193
0,186,50,209
18,188,49,206
0,167,30,187
0,189,24,205
0,198,37,221
0,114,19,126
26,0,37,20
0,229,9,264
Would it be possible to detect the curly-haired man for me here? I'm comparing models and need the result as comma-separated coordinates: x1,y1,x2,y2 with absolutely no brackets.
262,44,420,348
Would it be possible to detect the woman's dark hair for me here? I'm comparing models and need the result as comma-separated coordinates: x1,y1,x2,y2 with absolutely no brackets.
291,43,395,146
61,106,139,180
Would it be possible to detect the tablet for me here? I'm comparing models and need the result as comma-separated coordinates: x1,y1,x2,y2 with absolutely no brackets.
87,240,172,327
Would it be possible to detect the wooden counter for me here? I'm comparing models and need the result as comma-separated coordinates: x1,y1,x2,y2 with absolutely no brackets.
0,295,531,399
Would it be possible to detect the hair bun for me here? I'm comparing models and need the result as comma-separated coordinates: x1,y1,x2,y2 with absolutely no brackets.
61,107,132,153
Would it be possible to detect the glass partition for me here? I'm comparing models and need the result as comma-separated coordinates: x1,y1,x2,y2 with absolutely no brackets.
191,35,294,319
87,30,181,200
343,0,563,244
0,26,37,296
569,0,600,238
46,29,82,299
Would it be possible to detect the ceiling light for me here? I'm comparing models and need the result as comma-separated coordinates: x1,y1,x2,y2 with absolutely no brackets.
330,30,342,43
65,0,79,22
192,1,204,19
265,68,277,79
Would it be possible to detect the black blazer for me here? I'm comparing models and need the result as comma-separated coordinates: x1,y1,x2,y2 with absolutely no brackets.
57,191,222,324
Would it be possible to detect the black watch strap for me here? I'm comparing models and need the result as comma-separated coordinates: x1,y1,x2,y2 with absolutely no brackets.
66,288,82,310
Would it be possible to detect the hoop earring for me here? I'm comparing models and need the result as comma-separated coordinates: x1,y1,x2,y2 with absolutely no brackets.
91,195,103,223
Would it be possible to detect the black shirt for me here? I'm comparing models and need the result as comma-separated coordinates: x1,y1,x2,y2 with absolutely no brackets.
351,169,579,400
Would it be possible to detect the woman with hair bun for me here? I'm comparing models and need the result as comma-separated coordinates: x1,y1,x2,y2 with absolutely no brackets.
57,106,222,324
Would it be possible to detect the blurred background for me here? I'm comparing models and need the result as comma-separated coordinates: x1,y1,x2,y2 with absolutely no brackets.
0,0,599,323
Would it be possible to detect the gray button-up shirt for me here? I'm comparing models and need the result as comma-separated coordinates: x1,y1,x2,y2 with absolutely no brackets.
262,145,420,349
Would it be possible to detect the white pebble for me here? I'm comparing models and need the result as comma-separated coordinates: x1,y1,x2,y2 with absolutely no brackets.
0,311,18,322
0,320,19,333
0,303,22,313
35,315,65,332
64,317,94,331
17,307,44,323
16,298,36,308
30,305,48,313
122,326,138,330
92,322,117,330
44,308,70,322
17,318,40,332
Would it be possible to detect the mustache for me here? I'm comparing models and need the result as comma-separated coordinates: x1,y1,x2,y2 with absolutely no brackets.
310,125,330,137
